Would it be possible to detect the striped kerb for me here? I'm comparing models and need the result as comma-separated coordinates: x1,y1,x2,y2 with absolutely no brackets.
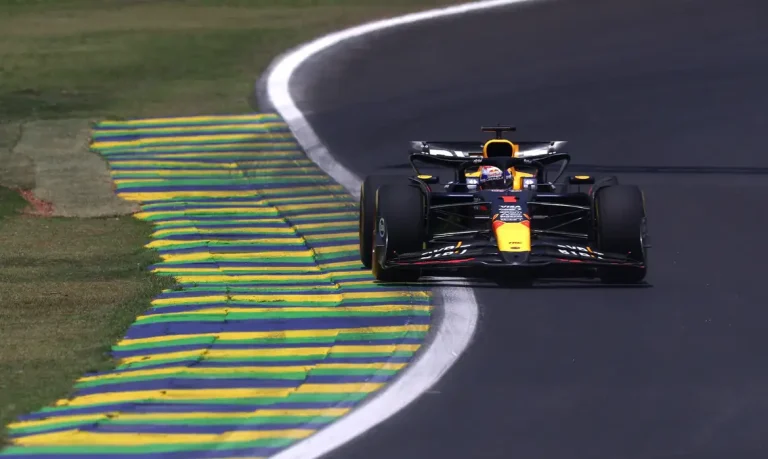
0,114,432,459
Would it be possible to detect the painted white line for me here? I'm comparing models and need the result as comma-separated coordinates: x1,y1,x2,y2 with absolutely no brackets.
270,280,477,459
264,0,541,200
262,1,541,457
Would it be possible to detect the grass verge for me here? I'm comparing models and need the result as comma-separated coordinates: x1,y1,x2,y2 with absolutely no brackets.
0,189,175,441
0,0,465,122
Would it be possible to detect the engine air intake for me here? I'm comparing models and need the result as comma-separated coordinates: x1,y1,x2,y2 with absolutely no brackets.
484,140,516,158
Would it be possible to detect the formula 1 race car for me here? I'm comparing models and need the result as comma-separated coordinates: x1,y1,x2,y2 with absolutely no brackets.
358,126,649,285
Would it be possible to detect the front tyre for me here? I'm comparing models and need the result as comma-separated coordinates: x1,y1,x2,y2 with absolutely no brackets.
595,185,648,284
359,175,410,269
372,183,425,283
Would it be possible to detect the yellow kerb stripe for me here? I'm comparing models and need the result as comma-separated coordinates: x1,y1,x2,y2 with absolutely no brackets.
78,363,407,384
137,305,432,320
9,408,351,430
151,290,425,305
93,133,288,149
149,266,322,273
116,325,429,346
118,345,421,365
54,384,384,407
13,429,315,446
97,122,288,135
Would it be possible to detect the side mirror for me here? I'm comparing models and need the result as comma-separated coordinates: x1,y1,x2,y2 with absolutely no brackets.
568,175,595,184
417,174,439,184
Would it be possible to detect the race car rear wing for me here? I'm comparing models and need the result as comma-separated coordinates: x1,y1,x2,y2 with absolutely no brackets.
409,140,568,159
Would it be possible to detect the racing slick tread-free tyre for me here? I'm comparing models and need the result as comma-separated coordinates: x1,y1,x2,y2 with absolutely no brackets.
595,185,648,284
372,183,425,283
359,175,411,269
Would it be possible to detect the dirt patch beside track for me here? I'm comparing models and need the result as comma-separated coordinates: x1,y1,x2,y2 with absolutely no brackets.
1,119,138,217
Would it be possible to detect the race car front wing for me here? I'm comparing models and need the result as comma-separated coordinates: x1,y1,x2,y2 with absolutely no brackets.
383,240,644,271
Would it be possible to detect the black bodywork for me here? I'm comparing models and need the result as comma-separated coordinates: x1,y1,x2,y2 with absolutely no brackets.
372,144,648,280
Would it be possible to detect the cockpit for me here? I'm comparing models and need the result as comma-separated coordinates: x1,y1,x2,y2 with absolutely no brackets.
465,138,538,191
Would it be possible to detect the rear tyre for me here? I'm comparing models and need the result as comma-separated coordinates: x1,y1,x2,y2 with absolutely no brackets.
359,175,410,269
565,175,618,195
594,185,648,284
372,183,425,283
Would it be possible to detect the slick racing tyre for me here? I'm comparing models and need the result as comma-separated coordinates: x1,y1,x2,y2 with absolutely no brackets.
566,175,618,196
594,185,648,284
359,175,411,269
372,183,425,283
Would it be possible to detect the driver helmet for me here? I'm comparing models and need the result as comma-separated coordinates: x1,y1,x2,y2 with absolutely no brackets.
478,165,512,189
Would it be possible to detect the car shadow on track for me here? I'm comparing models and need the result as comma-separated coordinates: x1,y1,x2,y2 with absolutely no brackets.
376,277,653,290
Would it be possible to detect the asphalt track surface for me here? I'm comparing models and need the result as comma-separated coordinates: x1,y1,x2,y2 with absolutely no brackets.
291,0,768,457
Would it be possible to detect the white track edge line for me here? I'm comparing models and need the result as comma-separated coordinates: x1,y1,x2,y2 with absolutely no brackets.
262,1,538,458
